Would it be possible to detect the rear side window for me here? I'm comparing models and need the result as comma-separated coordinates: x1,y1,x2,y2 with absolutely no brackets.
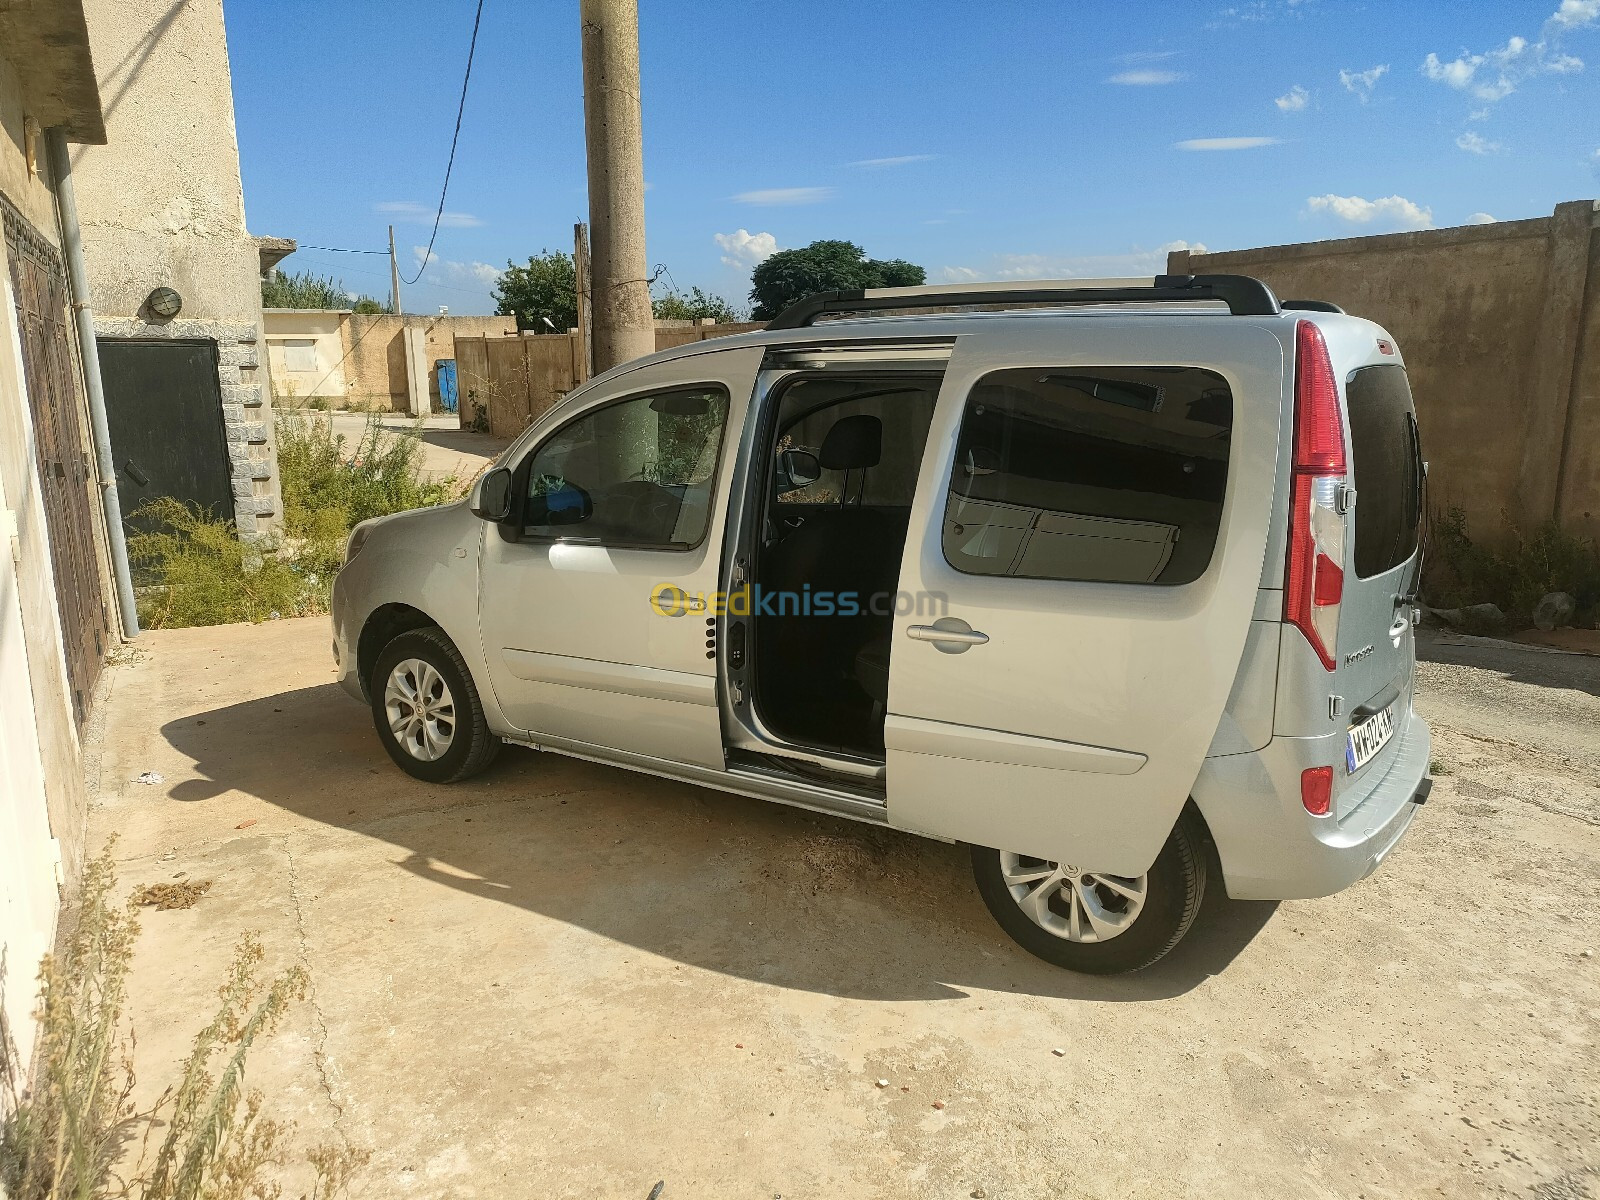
1346,364,1421,578
941,366,1232,585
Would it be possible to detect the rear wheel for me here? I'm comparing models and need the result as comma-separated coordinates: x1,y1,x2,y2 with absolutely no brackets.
970,812,1207,974
370,627,499,783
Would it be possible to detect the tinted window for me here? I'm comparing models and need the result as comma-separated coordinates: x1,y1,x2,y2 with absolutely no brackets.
941,366,1232,585
1346,364,1421,578
519,386,728,549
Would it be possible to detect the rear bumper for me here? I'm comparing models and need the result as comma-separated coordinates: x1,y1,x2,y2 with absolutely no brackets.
330,570,366,704
1193,708,1432,900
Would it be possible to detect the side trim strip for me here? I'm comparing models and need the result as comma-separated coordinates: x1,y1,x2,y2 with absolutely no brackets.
502,649,713,707
884,715,1146,776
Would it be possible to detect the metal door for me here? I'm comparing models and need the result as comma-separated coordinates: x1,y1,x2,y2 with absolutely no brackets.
3,195,110,722
97,338,234,529
884,321,1286,877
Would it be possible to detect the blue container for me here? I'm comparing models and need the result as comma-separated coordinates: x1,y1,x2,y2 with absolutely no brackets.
436,359,459,413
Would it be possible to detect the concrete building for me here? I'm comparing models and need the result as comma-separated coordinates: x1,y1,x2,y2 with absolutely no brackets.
263,308,517,411
0,1,115,1074
69,0,282,537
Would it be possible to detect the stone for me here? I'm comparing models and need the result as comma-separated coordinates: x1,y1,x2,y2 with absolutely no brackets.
1532,591,1577,631
1423,606,1465,629
1460,603,1507,633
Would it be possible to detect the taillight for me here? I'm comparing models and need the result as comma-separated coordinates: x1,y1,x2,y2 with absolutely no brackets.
1285,320,1347,670
1301,765,1333,815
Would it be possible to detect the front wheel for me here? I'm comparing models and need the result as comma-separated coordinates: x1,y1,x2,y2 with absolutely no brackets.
370,627,499,783
970,813,1208,974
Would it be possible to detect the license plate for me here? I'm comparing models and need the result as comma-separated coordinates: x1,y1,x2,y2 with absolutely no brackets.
1346,703,1396,773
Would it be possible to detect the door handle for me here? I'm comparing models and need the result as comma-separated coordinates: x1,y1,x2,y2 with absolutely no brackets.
650,584,706,617
915,630,985,649
1388,614,1410,641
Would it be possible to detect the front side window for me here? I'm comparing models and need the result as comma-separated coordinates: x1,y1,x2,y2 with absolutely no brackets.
941,366,1233,585
519,385,729,549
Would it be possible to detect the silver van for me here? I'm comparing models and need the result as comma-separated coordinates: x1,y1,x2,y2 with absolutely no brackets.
331,275,1432,974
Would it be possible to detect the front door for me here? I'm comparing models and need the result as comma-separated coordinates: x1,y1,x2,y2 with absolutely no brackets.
885,322,1284,876
478,346,764,768
98,338,234,533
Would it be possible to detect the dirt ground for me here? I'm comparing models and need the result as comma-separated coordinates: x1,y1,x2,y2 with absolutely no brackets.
83,620,1598,1199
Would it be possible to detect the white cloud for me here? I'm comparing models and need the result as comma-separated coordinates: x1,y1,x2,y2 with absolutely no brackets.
1456,130,1503,154
1339,64,1389,100
937,239,1209,283
410,247,500,290
731,187,834,206
377,200,482,228
713,229,779,269
1306,193,1433,229
1551,0,1600,28
1108,69,1185,85
846,154,937,168
1275,84,1309,111
1422,10,1592,106
1116,50,1181,63
1174,136,1282,151
1466,212,1498,224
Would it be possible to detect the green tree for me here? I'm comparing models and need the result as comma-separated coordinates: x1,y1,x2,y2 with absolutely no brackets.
494,250,578,332
350,296,391,314
652,286,742,323
748,240,926,321
261,270,379,310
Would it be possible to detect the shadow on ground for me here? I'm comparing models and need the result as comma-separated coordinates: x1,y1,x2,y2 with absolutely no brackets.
161,683,1276,1004
1419,631,1600,698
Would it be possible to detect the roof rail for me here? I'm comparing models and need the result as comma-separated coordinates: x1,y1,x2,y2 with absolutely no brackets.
1281,299,1346,314
764,274,1282,330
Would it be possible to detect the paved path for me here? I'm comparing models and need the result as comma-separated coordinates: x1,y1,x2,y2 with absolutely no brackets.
85,621,1599,1199
326,411,509,484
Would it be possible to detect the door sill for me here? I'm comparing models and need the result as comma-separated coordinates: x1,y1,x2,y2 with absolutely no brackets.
501,733,889,826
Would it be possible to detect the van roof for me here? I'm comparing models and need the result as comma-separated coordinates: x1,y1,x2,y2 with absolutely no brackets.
580,276,1386,388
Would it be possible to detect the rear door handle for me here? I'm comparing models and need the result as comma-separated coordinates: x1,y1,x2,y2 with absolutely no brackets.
907,623,989,647
1388,615,1410,640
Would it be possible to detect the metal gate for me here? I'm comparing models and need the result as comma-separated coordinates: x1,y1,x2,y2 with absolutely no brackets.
3,195,110,724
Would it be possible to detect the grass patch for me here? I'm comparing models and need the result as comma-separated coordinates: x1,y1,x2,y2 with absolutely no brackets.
130,413,456,629
1423,506,1600,627
0,845,366,1199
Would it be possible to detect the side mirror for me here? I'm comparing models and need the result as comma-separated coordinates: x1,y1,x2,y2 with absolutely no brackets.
779,448,822,490
470,466,513,522
526,476,593,527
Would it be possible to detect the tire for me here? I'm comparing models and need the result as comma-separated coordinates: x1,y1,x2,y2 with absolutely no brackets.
369,626,500,784
970,811,1208,975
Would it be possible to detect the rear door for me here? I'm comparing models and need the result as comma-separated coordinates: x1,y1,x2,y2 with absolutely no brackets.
884,321,1284,877
1330,352,1423,804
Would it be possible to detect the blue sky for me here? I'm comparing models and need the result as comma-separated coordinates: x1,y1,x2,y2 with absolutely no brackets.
226,0,1600,317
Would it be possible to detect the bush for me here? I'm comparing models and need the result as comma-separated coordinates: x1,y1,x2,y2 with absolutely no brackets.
130,414,456,629
0,845,366,1200
1423,505,1600,626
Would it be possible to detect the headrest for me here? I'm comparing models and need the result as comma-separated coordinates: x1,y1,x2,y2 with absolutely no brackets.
819,414,883,470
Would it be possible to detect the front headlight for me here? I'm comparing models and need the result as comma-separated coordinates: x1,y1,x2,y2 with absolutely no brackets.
344,521,375,565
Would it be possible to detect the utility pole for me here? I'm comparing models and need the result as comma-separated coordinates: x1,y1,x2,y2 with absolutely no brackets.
388,224,403,316
573,221,592,382
580,0,653,372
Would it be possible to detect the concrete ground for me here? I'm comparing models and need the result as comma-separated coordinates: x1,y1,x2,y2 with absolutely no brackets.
86,621,1598,1199
326,410,509,484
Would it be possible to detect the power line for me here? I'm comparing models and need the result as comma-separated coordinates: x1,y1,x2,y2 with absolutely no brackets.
401,0,485,287
296,244,388,255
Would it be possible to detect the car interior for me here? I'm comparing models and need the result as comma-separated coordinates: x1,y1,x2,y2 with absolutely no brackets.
751,373,941,756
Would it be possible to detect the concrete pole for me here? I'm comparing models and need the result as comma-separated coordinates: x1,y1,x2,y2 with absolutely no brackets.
388,224,403,316
580,0,653,372
573,221,592,382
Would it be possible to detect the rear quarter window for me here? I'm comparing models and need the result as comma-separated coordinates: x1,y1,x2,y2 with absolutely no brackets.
1346,364,1422,578
941,366,1232,585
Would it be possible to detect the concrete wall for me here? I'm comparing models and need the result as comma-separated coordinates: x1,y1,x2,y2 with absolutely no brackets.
343,313,518,411
1169,200,1600,546
0,14,105,1077
262,309,351,402
69,0,281,536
